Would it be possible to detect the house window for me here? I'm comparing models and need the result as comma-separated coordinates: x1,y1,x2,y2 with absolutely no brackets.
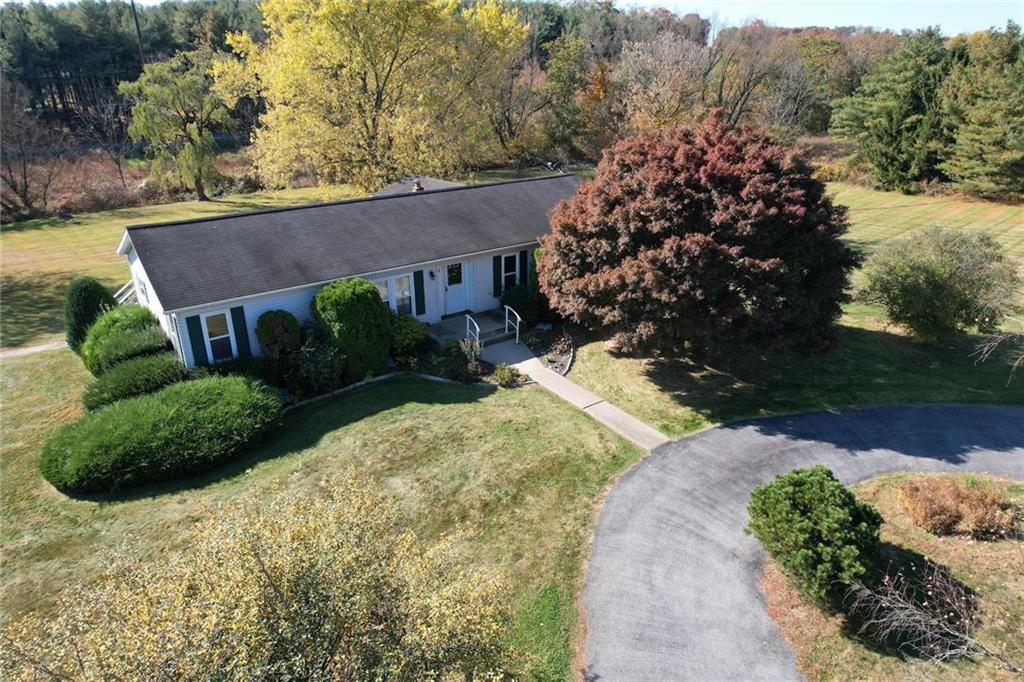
135,277,148,304
203,311,235,363
375,280,390,302
393,275,413,315
503,254,518,291
447,263,462,285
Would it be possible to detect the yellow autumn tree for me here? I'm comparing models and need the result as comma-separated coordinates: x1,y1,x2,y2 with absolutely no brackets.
1,473,511,680
214,0,526,191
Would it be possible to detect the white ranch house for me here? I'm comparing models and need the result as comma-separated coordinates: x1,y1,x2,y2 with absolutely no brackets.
116,174,578,367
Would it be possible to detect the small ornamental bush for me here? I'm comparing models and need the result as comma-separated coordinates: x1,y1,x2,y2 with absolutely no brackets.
81,353,187,410
493,362,522,387
289,322,347,398
390,313,428,358
747,466,882,603
861,227,1022,343
64,277,116,353
40,376,281,494
80,305,160,374
0,474,511,679
255,309,302,358
312,278,392,381
82,325,169,376
899,476,1019,539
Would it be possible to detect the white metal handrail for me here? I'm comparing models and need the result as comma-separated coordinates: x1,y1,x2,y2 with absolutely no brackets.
465,314,481,353
114,280,136,305
504,305,522,344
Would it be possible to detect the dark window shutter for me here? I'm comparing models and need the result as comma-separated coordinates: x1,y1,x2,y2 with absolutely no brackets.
185,315,209,366
413,270,426,315
231,306,251,358
519,249,528,287
492,255,502,297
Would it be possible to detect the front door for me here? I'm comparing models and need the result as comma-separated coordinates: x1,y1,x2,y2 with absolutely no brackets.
444,262,466,315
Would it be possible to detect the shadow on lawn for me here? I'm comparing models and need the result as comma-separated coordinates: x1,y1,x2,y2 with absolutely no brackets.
87,376,496,503
637,324,1021,422
0,271,74,348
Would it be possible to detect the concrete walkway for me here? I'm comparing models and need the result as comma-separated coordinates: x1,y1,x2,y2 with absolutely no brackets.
481,340,670,450
582,404,1024,681
0,340,67,359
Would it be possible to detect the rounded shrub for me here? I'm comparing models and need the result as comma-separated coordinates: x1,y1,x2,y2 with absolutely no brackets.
861,227,1022,343
64,277,116,353
80,305,161,373
83,325,169,376
255,309,302,358
81,352,188,410
40,376,281,494
746,465,882,603
390,313,428,358
311,278,392,382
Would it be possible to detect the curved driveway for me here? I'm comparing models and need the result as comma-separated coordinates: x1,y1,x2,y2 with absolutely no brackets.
582,405,1024,681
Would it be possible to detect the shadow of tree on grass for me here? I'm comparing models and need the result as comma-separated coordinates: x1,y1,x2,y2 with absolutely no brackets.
1,271,76,348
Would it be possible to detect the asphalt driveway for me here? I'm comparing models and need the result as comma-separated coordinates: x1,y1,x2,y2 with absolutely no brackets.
581,404,1024,681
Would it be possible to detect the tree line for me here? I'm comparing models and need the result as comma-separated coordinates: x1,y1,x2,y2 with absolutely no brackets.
2,0,1020,220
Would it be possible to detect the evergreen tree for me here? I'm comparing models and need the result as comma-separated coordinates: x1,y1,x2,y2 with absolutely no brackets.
831,28,952,192
939,23,1024,199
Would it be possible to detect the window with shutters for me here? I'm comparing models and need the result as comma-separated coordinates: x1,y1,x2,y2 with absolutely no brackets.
394,275,413,315
203,311,236,363
503,254,518,291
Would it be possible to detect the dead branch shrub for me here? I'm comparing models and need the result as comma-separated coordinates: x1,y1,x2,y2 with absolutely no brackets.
899,477,1019,539
846,561,984,662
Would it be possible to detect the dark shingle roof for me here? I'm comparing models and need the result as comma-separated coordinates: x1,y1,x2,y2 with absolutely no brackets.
373,174,465,195
126,174,578,311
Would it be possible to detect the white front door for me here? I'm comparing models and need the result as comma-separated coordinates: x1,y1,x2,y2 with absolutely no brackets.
444,261,467,315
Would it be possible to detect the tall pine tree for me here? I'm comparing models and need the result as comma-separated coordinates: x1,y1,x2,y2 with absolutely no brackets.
939,22,1024,199
831,28,952,192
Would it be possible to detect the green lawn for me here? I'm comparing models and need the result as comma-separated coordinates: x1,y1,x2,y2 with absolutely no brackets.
0,350,639,679
833,183,1024,259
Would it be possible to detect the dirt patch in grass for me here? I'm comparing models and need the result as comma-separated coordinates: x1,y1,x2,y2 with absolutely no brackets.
762,473,1024,681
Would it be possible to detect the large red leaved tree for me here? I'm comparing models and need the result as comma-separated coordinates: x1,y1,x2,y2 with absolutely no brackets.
539,112,859,354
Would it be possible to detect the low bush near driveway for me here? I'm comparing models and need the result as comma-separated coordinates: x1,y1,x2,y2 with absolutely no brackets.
1,473,511,679
40,376,281,494
81,352,188,410
899,476,1019,539
747,465,882,603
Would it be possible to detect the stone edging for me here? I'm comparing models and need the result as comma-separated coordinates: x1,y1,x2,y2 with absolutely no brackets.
282,371,467,413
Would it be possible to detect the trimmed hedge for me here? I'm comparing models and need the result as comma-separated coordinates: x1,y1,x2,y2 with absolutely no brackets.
255,309,302,358
83,325,169,376
41,376,281,494
746,465,882,603
64,277,116,353
81,305,161,374
312,278,391,381
81,352,188,410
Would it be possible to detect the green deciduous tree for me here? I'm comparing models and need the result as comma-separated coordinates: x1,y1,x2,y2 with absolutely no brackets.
831,28,952,192
119,50,233,201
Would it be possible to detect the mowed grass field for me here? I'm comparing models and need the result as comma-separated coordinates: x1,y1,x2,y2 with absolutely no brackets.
0,351,639,679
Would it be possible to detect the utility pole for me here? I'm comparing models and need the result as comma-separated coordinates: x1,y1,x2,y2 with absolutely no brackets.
129,0,146,68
